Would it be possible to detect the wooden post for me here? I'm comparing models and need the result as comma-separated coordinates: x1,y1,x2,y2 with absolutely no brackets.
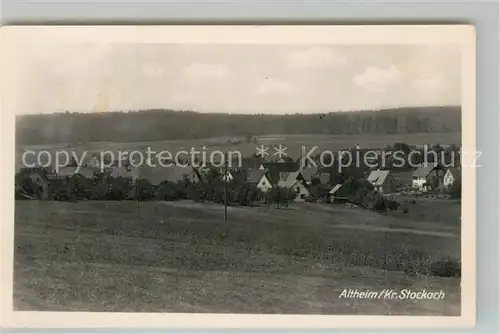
224,152,228,222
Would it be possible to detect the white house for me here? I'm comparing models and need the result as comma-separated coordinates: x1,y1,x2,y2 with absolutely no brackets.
444,167,461,188
278,171,310,201
412,163,446,192
221,170,234,181
247,170,273,193
367,169,396,194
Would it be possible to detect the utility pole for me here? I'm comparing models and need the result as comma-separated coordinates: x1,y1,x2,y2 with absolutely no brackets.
224,152,228,222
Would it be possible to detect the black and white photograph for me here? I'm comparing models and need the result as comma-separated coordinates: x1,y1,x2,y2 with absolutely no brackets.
1,25,476,328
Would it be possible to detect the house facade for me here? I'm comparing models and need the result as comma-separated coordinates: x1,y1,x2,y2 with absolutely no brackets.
444,167,461,188
367,170,396,194
412,163,446,192
328,183,348,203
246,170,274,193
277,171,309,201
256,174,273,192
292,181,310,201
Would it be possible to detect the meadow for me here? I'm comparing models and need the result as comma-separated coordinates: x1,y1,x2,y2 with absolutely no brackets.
13,199,461,315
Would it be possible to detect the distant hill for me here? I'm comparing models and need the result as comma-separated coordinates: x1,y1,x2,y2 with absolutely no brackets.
16,106,461,145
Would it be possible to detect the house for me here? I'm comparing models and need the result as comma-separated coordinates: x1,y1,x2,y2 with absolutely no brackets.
220,170,234,182
367,169,396,194
444,167,461,188
300,167,319,185
277,171,310,201
412,163,446,192
246,170,274,193
328,184,348,203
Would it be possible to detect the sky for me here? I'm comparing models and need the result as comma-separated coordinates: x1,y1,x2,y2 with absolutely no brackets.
11,42,462,115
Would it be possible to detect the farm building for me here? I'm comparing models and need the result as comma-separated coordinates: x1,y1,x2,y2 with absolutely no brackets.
444,167,461,188
328,184,348,203
367,170,396,194
278,171,310,201
300,167,319,185
246,170,274,193
220,170,234,182
412,163,446,192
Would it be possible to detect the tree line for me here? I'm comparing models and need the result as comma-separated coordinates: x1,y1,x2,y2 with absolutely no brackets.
16,106,461,145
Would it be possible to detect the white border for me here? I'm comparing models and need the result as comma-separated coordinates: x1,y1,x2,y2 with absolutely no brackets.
0,25,476,329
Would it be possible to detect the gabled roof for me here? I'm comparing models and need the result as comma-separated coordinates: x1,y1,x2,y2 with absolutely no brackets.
246,170,267,184
278,171,303,188
329,184,343,195
300,167,319,181
413,163,441,178
279,172,291,182
367,170,390,186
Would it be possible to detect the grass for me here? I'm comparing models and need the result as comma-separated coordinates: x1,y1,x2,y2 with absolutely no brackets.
13,199,461,315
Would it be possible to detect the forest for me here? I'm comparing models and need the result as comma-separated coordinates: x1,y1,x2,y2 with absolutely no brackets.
15,106,461,145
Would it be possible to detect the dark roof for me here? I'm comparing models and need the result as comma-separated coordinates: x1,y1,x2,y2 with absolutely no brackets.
277,171,303,188
367,170,390,186
412,163,443,177
300,167,319,181
246,170,266,183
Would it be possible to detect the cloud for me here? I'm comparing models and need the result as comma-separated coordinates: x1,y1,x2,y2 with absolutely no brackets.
257,78,292,95
182,63,232,81
412,73,447,92
287,47,348,68
353,64,403,88
142,63,165,78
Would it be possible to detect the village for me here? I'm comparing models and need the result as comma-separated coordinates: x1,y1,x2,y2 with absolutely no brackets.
15,142,462,214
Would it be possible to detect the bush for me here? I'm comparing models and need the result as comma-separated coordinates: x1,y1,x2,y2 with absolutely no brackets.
429,259,461,277
448,180,461,199
385,199,399,211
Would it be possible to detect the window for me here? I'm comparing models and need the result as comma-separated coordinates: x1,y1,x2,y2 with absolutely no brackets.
296,187,300,193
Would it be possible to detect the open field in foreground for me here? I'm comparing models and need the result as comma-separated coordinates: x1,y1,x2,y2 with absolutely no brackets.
14,200,461,315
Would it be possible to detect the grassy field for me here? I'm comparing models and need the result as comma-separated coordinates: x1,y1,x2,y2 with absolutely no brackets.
14,199,461,315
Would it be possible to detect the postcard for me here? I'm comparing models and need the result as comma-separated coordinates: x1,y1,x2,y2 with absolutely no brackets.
1,25,476,328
